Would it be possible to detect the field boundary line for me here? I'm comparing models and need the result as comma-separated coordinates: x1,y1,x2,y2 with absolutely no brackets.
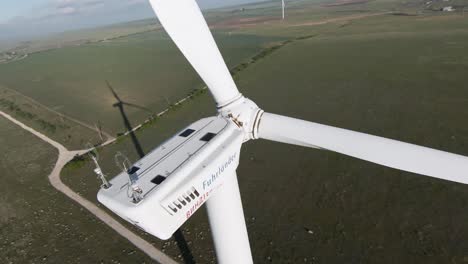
291,12,392,27
0,85,114,140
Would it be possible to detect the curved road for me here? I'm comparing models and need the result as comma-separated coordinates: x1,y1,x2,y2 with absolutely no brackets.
0,110,177,264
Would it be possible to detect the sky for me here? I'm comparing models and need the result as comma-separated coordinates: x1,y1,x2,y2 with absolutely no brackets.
0,0,266,42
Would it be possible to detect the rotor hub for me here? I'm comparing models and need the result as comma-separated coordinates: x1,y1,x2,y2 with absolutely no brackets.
217,95,263,141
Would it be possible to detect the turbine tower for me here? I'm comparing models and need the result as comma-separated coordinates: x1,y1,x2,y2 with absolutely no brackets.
97,1,468,263
282,0,285,20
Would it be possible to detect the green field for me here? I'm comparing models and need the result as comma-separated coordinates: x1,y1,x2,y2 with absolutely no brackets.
235,13,468,263
0,118,154,263
0,30,281,138
0,85,102,149
4,0,468,262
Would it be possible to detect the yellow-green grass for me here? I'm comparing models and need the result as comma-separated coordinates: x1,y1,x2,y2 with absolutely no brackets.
0,117,154,263
0,85,101,149
0,31,282,137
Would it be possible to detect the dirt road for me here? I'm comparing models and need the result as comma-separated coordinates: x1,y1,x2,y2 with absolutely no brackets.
291,12,391,27
0,110,177,264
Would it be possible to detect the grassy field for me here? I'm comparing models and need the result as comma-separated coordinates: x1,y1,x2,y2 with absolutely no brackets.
234,13,468,263
0,85,102,149
0,0,449,145
0,19,160,54
0,117,155,263
0,30,281,138
62,5,468,264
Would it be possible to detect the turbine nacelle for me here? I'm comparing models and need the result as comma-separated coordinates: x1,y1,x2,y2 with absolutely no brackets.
98,117,244,239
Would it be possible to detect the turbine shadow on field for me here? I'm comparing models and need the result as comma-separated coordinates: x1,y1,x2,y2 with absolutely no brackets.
106,80,147,157
106,81,196,264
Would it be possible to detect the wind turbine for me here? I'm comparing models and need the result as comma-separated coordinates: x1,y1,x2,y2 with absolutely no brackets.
98,1,468,263
282,0,286,20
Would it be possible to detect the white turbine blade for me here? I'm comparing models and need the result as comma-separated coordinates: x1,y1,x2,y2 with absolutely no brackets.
258,112,468,184
148,0,241,107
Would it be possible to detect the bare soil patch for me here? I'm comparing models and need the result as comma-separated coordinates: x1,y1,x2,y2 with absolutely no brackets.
210,16,278,29
322,0,370,7
291,12,390,27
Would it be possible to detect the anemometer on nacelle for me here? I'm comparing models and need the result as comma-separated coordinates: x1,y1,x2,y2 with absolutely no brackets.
98,116,244,239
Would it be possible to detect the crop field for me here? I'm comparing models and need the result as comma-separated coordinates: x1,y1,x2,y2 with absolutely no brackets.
234,13,468,263
0,85,101,149
0,19,161,54
62,4,468,264
0,30,282,137
0,118,154,263
0,0,438,144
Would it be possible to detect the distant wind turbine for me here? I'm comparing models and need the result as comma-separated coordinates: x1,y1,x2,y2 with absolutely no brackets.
282,0,285,20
